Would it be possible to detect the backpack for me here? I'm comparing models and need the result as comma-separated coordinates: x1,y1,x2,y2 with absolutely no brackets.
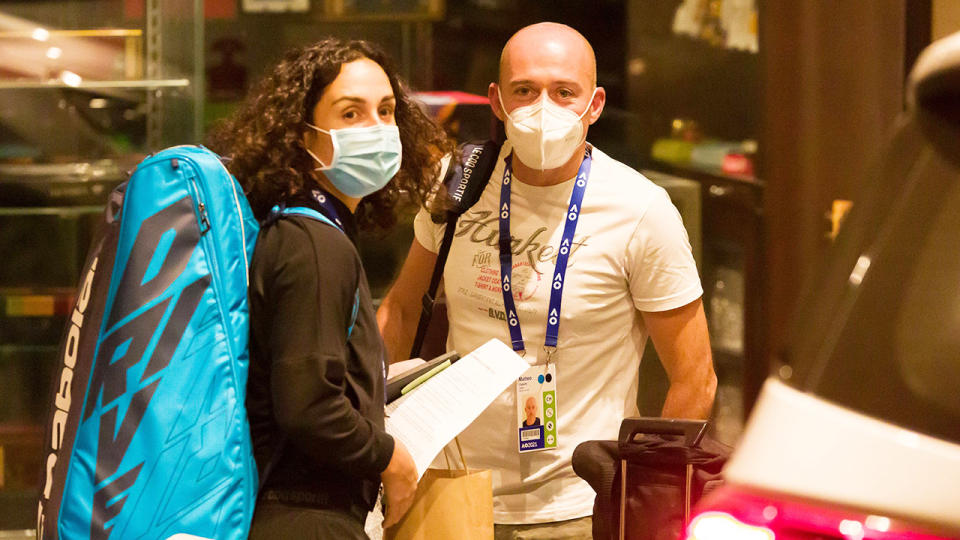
37,145,260,540
409,140,501,358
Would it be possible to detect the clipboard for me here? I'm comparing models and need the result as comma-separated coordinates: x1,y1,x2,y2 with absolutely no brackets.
386,351,460,404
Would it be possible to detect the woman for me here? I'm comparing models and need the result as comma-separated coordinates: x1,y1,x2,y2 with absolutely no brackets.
208,38,452,538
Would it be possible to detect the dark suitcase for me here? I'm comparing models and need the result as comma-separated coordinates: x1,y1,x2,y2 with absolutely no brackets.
572,417,731,540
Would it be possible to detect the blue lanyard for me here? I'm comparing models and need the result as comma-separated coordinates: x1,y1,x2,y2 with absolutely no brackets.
309,189,345,230
498,149,592,358
276,188,345,231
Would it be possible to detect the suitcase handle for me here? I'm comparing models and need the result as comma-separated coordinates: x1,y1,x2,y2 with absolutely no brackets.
618,417,707,447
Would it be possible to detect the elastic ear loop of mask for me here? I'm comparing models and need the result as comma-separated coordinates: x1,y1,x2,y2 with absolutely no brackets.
305,122,333,170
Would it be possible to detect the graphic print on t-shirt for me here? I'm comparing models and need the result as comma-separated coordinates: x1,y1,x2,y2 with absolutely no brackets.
454,210,590,275
453,208,589,317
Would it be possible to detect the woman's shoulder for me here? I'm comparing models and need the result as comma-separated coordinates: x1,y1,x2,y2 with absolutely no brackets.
261,214,353,245
253,216,359,274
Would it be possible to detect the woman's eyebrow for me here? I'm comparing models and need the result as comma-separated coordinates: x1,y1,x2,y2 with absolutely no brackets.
331,96,367,105
331,95,395,106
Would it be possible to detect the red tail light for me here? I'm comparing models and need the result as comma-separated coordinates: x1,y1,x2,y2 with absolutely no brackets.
683,484,958,540
687,511,776,540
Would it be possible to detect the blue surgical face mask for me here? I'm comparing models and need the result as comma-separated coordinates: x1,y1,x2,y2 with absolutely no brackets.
305,123,402,198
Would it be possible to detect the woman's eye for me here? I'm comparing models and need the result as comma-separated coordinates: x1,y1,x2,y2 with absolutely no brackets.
379,106,395,117
342,110,358,120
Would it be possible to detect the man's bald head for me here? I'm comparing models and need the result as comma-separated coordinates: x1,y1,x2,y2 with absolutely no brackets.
489,21,606,180
500,23,596,87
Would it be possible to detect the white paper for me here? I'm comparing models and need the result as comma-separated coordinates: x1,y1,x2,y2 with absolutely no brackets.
385,338,529,478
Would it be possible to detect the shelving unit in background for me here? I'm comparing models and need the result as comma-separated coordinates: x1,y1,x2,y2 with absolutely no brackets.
0,1,203,530
626,0,762,446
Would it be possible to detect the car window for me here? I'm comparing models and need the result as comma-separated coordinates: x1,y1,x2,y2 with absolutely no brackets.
781,118,960,445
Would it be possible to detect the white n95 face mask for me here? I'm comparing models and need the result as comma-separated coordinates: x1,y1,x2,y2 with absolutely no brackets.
499,87,597,170
305,123,402,198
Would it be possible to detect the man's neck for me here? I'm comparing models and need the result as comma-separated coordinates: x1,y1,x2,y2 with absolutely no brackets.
511,142,588,187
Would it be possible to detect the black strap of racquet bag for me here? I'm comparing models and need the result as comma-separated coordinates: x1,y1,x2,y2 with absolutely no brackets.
409,140,500,359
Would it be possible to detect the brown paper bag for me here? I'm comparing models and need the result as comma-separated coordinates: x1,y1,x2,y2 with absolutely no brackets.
385,440,494,540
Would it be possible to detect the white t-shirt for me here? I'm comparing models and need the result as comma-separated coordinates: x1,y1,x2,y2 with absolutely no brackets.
413,142,702,524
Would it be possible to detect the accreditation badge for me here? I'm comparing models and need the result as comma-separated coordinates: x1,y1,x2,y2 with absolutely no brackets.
516,363,558,453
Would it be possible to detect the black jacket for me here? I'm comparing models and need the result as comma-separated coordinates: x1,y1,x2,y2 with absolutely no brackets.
246,192,394,512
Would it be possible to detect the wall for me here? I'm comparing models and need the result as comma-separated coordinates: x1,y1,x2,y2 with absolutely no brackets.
761,0,907,365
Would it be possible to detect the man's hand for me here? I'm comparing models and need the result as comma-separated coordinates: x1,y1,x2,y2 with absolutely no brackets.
381,439,418,528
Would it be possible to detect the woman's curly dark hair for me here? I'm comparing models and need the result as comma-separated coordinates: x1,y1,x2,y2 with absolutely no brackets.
207,38,452,229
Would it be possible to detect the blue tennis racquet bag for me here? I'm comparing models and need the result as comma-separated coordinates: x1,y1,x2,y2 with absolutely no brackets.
37,145,260,539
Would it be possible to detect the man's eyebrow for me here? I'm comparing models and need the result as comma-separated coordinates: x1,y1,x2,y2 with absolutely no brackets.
507,79,584,88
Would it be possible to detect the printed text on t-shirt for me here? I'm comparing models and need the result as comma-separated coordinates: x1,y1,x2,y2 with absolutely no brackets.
455,210,590,274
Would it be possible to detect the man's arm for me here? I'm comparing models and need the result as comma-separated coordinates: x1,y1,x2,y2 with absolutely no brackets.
641,298,717,419
377,239,438,364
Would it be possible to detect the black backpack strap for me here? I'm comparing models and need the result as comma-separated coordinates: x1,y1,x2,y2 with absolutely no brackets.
409,140,501,359
409,212,458,358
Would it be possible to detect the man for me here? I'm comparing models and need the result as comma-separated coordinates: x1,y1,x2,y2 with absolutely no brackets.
522,396,541,428
377,22,716,538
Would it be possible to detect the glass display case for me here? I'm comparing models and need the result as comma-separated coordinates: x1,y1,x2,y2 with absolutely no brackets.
0,0,203,530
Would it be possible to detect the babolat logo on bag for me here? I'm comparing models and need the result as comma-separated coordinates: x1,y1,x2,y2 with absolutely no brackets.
37,146,260,539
